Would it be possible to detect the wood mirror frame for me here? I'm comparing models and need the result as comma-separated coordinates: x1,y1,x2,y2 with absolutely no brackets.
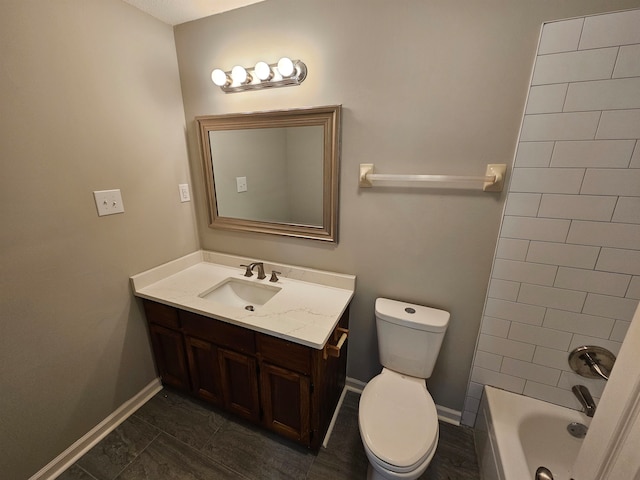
197,105,341,243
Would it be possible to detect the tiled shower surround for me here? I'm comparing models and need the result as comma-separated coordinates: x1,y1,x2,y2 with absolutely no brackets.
462,8,640,426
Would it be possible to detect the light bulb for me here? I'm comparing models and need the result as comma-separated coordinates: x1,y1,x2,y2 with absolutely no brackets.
254,61,273,81
277,57,295,77
231,65,251,84
211,68,229,87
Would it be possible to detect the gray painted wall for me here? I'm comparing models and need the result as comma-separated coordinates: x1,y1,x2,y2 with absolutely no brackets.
3,0,640,477
174,0,640,413
0,1,198,478
211,128,290,221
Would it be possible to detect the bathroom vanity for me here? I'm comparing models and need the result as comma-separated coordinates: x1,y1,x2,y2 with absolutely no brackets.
131,251,355,450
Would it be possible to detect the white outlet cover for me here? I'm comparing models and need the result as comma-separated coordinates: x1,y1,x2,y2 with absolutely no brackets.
93,189,125,216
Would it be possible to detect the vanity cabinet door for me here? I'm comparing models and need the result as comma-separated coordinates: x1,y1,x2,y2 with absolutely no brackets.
260,362,311,445
148,324,190,390
185,336,223,406
219,348,260,422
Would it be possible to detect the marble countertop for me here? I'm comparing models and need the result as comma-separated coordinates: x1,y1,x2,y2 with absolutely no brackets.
130,251,356,349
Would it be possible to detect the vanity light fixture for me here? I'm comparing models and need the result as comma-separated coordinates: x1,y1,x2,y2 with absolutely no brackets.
211,68,230,87
254,61,273,81
277,57,295,77
210,57,307,93
231,65,251,85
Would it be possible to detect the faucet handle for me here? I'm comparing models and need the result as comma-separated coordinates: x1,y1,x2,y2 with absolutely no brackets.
269,271,281,282
581,352,610,380
239,264,253,277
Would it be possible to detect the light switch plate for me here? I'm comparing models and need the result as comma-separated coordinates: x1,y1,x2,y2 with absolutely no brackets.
93,189,124,216
236,176,247,193
178,183,191,202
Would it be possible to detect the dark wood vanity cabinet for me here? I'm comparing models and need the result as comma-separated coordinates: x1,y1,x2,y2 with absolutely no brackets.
142,299,349,450
144,302,190,390
258,334,313,444
184,335,223,405
218,348,261,422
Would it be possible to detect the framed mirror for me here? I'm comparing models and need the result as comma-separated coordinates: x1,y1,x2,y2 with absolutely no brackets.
197,105,341,242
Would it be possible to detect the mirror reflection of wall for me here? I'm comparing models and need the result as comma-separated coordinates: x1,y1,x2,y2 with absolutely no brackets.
210,125,324,226
197,105,341,243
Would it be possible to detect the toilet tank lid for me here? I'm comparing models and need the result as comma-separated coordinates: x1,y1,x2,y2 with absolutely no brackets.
375,298,450,333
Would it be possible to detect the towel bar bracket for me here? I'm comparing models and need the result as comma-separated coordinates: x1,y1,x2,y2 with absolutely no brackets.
359,163,375,188
483,164,506,192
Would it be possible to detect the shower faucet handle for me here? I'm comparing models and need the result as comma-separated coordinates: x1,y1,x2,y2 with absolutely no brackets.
568,345,616,381
580,352,610,380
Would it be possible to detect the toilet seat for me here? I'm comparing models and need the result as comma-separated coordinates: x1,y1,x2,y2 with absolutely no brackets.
359,369,439,473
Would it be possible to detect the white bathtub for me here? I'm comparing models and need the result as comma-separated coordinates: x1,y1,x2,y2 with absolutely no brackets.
475,386,592,480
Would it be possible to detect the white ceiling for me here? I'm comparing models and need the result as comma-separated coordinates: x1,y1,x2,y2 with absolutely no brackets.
121,0,266,26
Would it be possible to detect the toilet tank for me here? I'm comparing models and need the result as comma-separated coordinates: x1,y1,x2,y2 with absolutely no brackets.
375,298,450,378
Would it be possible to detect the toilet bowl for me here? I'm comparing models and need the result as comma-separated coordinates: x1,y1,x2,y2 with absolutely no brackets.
358,298,450,480
359,369,439,479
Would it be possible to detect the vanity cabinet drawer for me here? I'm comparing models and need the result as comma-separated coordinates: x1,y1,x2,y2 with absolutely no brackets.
180,310,255,355
143,300,180,329
257,333,312,375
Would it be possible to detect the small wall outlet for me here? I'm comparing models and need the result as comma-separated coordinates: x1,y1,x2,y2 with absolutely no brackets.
93,189,124,216
236,176,248,193
179,183,191,202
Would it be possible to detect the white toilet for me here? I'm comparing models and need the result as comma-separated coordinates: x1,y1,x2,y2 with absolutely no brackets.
358,298,450,480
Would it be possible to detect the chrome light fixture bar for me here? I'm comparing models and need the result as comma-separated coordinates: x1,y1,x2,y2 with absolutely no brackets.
211,57,307,93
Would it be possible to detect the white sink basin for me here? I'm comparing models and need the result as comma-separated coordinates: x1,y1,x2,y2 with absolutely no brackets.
199,277,281,309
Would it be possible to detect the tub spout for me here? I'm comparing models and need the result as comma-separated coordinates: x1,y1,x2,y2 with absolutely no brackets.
572,385,596,417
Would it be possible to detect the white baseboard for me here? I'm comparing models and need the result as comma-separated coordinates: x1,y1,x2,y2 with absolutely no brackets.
345,376,462,425
321,386,348,448
436,404,462,426
345,376,366,393
30,378,162,480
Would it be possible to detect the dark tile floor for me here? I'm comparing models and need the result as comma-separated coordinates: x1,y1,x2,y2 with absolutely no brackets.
58,389,480,480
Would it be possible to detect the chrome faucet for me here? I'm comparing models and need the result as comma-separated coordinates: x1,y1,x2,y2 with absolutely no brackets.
572,385,596,418
240,262,266,279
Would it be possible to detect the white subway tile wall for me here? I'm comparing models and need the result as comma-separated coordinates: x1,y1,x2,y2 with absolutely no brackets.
596,109,640,139
462,9,640,426
614,44,640,78
537,17,584,54
550,139,635,168
612,197,640,223
515,141,554,167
